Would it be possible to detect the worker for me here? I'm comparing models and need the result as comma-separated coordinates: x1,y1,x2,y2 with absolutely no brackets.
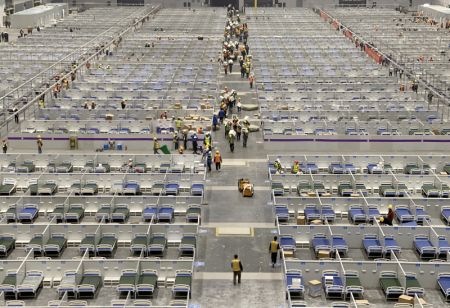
292,161,300,174
204,147,212,172
218,108,225,124
2,139,7,154
173,132,179,151
127,158,134,172
248,74,254,89
153,137,160,154
212,114,218,131
204,132,212,149
380,205,394,226
192,134,198,154
175,118,183,132
37,137,43,154
228,130,235,153
121,100,127,109
269,236,280,268
214,150,222,171
231,254,243,285
242,127,249,147
274,159,282,174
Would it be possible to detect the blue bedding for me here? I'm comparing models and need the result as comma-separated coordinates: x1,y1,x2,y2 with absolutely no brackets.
143,207,157,221
395,208,414,223
191,184,204,196
349,207,366,223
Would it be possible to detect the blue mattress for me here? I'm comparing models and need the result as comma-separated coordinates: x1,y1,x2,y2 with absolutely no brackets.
414,238,433,250
384,237,400,250
438,238,450,253
442,208,450,221
321,208,335,218
165,183,179,190
401,221,418,226
368,208,380,218
312,237,330,249
158,207,174,218
143,207,157,219
280,237,295,249
191,184,204,196
349,208,366,222
395,208,413,222
276,207,289,218
125,183,140,190
332,237,347,248
286,273,303,290
363,238,380,251
438,276,450,293
20,207,38,217
304,207,320,219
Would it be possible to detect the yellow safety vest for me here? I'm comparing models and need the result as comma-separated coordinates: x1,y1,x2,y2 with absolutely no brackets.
232,259,240,271
270,241,278,253
292,164,299,173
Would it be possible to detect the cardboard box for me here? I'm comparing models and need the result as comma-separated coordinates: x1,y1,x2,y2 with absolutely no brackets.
308,279,321,286
417,298,427,305
317,250,330,259
355,299,369,305
310,219,322,225
283,250,294,258
322,193,331,197
296,216,305,225
398,295,413,304
307,192,317,197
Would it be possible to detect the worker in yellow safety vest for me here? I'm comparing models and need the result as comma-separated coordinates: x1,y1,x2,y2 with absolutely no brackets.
292,160,300,174
269,236,280,268
231,254,243,285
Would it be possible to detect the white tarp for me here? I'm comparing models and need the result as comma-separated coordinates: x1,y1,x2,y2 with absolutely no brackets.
419,4,450,22
10,3,68,28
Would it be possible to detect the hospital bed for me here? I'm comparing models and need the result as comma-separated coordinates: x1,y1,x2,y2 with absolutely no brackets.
159,163,172,173
437,236,450,260
96,205,112,222
300,162,318,174
50,205,66,223
297,181,311,195
134,162,147,173
363,234,383,259
394,206,415,224
190,183,204,196
279,235,296,253
312,181,327,196
131,234,148,256
272,182,285,196
443,164,450,175
379,183,406,197
186,205,201,224
322,205,336,223
96,233,117,258
111,205,130,223
421,182,440,198
322,270,345,299
156,204,175,223
172,270,192,299
78,270,102,299
136,270,158,299
338,182,353,197
367,206,381,223
304,205,321,223
16,271,44,299
77,181,99,195
384,236,401,259
14,161,35,173
148,233,167,257
44,233,67,258
5,206,17,223
117,269,138,298
26,234,44,257
413,235,437,260
312,234,331,258
348,205,368,224
17,205,39,224
442,206,450,225
57,271,77,299
36,180,58,195
344,271,364,299
367,163,392,174
80,234,97,257
275,205,289,224
0,234,15,257
379,271,404,300
64,204,85,223
0,179,17,195
112,181,141,195
151,182,165,195
404,273,424,297
84,162,110,173
133,300,152,307
329,163,357,174
48,161,73,173
143,205,158,222
171,163,185,174
438,273,450,301
331,235,348,257
164,182,180,196
0,271,17,299
179,233,196,257
285,270,304,300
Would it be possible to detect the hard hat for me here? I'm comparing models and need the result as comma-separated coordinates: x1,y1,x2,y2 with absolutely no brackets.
388,204,393,209
216,150,219,153
294,160,299,164
380,217,384,222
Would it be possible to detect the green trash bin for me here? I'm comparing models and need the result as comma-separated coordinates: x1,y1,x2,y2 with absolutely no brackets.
160,145,170,154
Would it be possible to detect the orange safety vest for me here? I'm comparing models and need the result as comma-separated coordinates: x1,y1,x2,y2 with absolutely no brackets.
214,154,222,163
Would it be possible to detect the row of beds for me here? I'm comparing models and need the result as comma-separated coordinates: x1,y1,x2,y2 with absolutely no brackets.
0,178,205,197
264,126,445,136
273,179,449,198
269,161,450,175
285,270,438,302
2,161,197,174
275,204,432,226
0,269,193,302
3,203,201,224
278,232,450,261
0,233,196,259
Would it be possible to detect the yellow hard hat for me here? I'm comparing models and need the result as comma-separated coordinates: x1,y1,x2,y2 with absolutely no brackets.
380,217,384,222
388,204,393,209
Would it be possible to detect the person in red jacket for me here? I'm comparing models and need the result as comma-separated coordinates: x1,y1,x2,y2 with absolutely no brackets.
213,150,222,171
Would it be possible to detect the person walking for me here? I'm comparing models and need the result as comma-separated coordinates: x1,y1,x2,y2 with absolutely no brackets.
237,98,242,113
231,254,243,285
37,137,43,154
214,150,222,171
205,147,212,172
173,132,179,151
13,107,19,124
192,134,198,154
228,130,236,153
242,127,249,148
269,236,280,268
228,58,233,73
218,109,225,124
212,114,219,131
153,137,160,154
249,74,254,89
2,139,7,154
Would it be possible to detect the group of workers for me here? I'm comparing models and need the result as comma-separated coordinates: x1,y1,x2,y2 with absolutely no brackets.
273,158,303,175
